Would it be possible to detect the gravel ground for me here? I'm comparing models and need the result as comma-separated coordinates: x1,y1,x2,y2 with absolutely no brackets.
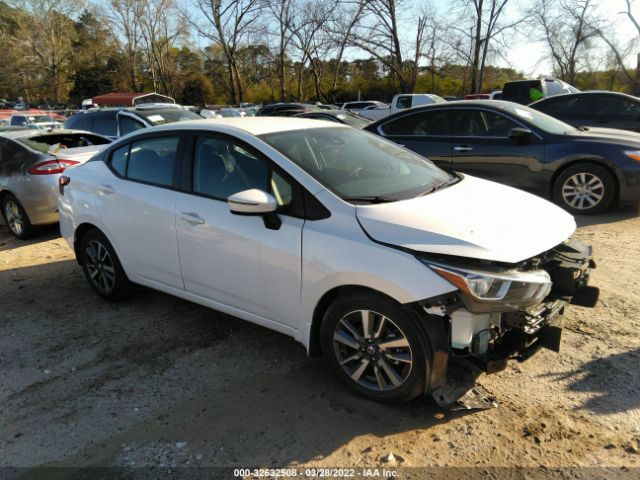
0,208,639,479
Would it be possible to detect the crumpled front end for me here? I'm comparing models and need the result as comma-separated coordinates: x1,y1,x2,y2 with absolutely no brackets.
417,238,598,398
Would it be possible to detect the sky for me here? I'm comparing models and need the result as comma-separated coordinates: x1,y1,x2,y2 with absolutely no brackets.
427,0,640,77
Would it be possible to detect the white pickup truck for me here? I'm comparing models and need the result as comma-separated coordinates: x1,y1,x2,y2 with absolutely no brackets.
343,94,446,121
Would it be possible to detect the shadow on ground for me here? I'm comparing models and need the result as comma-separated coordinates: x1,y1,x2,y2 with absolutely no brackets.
0,257,476,473
575,204,640,228
0,224,61,252
541,348,640,415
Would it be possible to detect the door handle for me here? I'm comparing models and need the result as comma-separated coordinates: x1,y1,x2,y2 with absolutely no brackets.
98,184,115,195
454,145,473,152
180,211,205,225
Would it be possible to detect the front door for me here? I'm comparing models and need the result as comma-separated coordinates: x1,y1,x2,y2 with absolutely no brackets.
175,134,304,329
449,108,545,192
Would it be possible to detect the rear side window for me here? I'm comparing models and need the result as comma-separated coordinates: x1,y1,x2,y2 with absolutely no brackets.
380,110,449,136
67,115,92,131
395,96,413,109
94,117,117,137
119,116,145,136
110,145,129,176
111,136,179,187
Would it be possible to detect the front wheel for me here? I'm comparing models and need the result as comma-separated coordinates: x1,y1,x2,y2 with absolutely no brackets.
79,229,132,301
321,292,428,403
553,163,615,215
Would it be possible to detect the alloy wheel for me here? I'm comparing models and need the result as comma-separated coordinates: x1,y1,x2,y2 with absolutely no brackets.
561,172,605,210
85,240,116,294
333,309,413,391
4,199,24,236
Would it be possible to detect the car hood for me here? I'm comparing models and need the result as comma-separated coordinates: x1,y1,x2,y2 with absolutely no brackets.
356,175,576,264
568,127,640,145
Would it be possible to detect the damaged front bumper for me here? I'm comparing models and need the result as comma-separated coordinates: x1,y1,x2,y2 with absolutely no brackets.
421,238,599,398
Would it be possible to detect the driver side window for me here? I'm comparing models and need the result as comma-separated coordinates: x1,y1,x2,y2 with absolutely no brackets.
192,136,295,210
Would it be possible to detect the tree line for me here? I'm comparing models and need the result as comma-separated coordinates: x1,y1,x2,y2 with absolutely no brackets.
0,0,638,107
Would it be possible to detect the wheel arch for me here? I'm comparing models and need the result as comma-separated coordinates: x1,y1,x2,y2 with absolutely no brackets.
549,159,620,201
73,222,103,264
307,285,400,357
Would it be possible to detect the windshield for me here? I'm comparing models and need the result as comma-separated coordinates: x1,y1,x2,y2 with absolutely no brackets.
260,127,452,202
135,108,201,125
502,103,577,135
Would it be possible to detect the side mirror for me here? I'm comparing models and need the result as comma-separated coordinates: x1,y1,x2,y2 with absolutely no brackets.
228,189,281,229
508,127,533,141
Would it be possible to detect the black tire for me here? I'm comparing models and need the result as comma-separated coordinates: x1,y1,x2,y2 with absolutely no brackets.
553,163,616,215
1,193,36,240
79,229,132,301
320,292,428,403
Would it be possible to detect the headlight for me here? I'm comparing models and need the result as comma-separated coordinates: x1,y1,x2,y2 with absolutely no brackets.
422,260,552,312
624,150,640,162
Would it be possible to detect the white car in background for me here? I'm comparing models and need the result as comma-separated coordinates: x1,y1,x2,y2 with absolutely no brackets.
58,118,598,403
346,94,447,121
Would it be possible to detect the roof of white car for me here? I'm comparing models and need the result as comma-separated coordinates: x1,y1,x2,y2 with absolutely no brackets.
152,117,345,136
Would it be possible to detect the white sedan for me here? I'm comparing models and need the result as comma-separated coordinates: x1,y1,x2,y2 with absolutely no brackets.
58,118,597,403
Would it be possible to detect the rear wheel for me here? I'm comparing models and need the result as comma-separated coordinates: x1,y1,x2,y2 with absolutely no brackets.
553,163,615,215
2,193,36,240
79,229,132,301
321,292,428,403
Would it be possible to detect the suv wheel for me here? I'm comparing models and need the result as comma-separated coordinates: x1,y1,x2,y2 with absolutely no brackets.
2,193,35,240
553,163,615,215
321,292,428,403
79,229,132,301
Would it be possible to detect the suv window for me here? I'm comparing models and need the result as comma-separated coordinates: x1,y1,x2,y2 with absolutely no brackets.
594,95,640,119
192,136,295,210
117,136,179,187
67,114,92,131
119,116,145,136
395,96,413,110
10,116,26,126
537,95,589,116
380,110,449,136
94,117,117,137
451,109,518,137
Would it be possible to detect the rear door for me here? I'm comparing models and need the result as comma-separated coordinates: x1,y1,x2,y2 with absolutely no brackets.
95,134,185,289
450,108,545,191
174,133,305,329
374,109,452,168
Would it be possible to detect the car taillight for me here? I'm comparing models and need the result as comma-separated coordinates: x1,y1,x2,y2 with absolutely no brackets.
59,175,71,195
27,159,79,175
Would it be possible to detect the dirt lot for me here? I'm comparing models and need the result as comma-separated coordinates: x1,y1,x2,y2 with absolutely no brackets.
1,208,639,479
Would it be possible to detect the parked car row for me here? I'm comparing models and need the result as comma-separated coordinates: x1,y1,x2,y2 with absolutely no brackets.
55,116,599,404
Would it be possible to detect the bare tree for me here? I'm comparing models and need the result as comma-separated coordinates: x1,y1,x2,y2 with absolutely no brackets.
349,0,428,93
595,0,640,94
8,0,83,102
449,0,519,93
529,0,599,85
189,0,265,103
110,0,145,91
138,0,186,95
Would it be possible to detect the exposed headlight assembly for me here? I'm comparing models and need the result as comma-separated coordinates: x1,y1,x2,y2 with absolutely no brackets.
422,260,552,313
